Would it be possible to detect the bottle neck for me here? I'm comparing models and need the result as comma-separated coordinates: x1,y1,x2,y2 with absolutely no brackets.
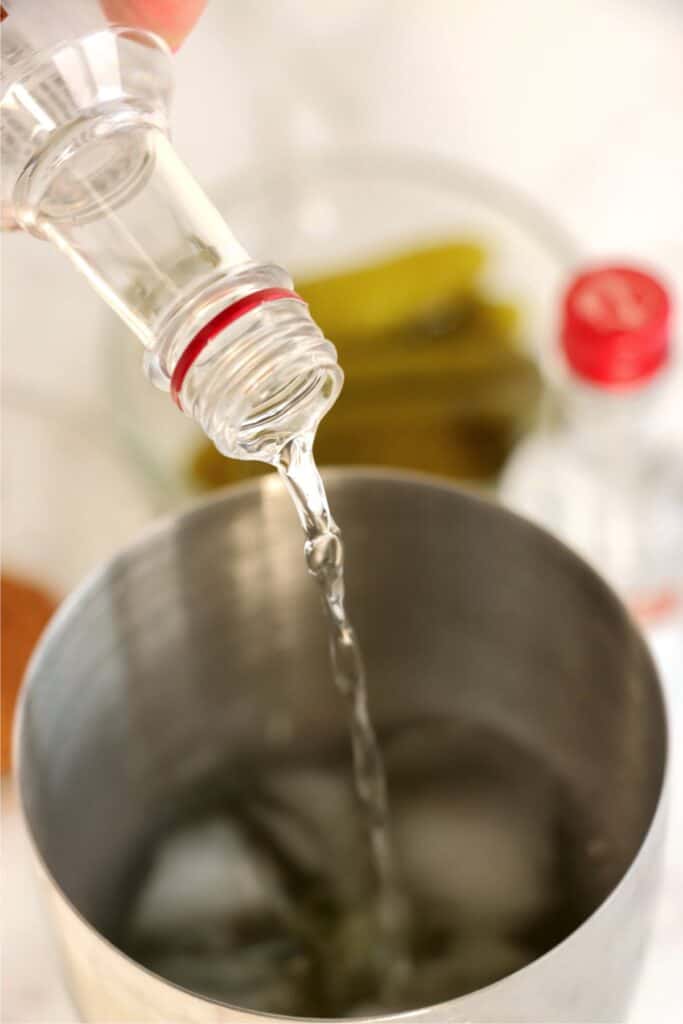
2,19,344,462
561,370,664,450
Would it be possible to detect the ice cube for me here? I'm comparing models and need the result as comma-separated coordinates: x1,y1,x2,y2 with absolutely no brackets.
395,788,555,936
128,815,289,948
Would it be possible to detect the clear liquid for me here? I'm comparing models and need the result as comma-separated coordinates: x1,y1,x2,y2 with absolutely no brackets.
275,435,408,995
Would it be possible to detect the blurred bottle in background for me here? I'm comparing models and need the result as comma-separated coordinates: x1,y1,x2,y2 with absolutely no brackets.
501,266,683,692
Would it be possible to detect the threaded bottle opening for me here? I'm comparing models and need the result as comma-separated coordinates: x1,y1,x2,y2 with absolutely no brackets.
231,363,343,461
179,290,343,462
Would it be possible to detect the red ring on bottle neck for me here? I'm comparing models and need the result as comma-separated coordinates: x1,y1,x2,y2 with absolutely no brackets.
170,287,305,410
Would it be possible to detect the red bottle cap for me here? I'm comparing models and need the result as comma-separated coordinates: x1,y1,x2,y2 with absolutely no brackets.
562,266,671,387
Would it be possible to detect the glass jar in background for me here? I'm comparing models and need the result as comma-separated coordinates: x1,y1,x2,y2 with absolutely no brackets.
104,151,578,504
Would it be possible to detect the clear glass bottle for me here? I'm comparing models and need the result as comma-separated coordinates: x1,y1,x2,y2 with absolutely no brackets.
1,0,343,463
500,265,683,686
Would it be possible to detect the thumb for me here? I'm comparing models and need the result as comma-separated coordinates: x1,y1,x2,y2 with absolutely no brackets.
101,1,207,51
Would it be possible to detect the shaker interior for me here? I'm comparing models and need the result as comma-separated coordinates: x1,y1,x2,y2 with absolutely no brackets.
18,471,666,1007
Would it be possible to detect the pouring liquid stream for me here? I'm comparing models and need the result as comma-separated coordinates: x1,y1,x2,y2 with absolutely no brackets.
276,435,410,994
121,435,600,1016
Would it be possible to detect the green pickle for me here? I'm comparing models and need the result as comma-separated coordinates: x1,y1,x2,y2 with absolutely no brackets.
188,240,542,491
297,242,485,340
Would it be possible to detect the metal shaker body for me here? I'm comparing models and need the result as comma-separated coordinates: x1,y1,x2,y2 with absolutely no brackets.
17,470,667,1023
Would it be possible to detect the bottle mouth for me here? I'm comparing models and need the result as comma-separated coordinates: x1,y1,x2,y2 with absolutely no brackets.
227,364,343,463
160,264,344,464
